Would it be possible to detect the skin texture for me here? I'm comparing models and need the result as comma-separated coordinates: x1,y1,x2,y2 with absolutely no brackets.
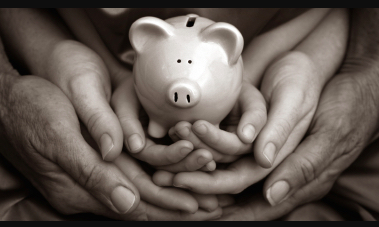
0,9,229,219
2,8,377,221
153,8,349,195
216,8,379,220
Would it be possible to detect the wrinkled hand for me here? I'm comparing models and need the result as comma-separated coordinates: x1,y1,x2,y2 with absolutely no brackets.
0,75,225,220
218,66,379,220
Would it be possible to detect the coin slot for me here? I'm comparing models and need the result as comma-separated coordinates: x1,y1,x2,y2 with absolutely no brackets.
186,17,196,27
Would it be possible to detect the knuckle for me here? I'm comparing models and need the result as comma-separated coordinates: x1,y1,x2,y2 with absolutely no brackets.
296,155,318,185
252,108,267,127
85,111,107,135
272,118,293,145
79,164,104,191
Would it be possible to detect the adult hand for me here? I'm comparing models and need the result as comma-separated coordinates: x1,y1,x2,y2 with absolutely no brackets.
218,70,379,220
0,74,139,215
217,8,379,220
0,74,223,220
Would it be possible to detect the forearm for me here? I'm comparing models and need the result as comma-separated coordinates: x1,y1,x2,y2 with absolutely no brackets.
242,8,331,86
292,8,349,87
57,8,131,87
340,9,379,143
0,8,72,77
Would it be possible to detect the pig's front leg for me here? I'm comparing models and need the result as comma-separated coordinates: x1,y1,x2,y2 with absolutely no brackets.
148,120,168,138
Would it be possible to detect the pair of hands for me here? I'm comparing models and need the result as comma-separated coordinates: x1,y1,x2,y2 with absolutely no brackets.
0,41,226,220
0,35,308,220
2,10,379,220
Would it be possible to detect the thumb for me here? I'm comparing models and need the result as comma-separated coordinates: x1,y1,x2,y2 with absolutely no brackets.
262,130,339,206
111,76,146,154
68,74,124,161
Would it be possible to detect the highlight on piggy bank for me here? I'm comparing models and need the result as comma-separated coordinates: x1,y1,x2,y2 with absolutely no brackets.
129,14,244,138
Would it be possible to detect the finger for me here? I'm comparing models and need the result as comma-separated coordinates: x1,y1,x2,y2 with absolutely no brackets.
53,44,124,161
174,121,240,163
236,82,267,144
192,120,253,155
255,54,317,168
168,126,181,142
139,202,222,221
217,194,236,207
155,149,214,172
262,130,343,206
199,160,217,172
52,128,140,215
66,74,124,161
114,153,199,213
112,76,146,154
152,170,175,187
131,139,194,166
190,192,219,212
172,156,258,194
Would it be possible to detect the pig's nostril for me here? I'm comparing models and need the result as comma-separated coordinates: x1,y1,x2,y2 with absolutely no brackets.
174,92,178,102
187,95,190,103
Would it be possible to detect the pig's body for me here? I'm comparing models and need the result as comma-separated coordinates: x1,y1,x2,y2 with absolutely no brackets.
130,15,244,138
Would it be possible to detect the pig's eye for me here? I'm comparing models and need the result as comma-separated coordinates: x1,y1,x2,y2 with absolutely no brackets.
188,60,192,64
177,59,181,63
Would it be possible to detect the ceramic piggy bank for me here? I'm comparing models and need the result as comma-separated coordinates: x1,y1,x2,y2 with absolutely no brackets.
129,14,244,138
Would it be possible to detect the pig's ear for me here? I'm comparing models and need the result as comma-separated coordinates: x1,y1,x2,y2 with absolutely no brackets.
200,23,244,65
129,17,174,53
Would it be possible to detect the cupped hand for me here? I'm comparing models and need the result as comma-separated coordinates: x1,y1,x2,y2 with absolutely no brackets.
169,81,267,161
0,75,225,220
218,68,379,220
153,51,326,194
111,75,216,173
0,75,139,215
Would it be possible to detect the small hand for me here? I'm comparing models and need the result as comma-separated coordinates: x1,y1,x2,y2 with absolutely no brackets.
168,81,267,162
111,74,216,173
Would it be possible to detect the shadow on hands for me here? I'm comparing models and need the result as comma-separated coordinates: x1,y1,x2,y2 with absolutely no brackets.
218,70,379,220
0,75,223,220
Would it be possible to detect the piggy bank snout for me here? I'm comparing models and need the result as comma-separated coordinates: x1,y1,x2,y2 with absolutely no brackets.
167,80,201,108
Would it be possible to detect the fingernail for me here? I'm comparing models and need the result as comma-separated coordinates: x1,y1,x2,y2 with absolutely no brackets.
100,134,113,160
242,124,256,143
194,124,207,135
110,186,135,214
197,156,209,165
180,147,192,156
177,126,190,137
127,134,143,153
266,180,290,206
263,142,276,166
206,161,216,171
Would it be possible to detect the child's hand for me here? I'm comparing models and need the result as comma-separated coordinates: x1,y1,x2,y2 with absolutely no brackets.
111,75,217,173
168,81,268,163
